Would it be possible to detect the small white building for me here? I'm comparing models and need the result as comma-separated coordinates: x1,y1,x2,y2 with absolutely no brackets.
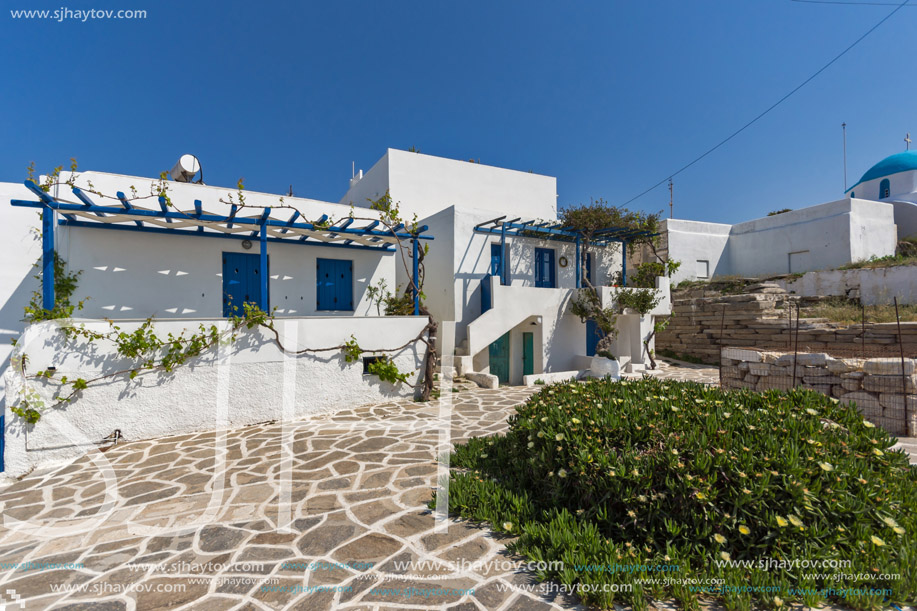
0,149,670,476
662,151,915,285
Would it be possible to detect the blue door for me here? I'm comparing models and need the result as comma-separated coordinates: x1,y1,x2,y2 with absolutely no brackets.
317,259,354,311
223,252,265,317
534,248,555,288
586,320,601,356
490,244,503,277
489,332,510,384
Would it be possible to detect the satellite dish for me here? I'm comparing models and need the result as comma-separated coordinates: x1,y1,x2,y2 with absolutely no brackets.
170,154,201,183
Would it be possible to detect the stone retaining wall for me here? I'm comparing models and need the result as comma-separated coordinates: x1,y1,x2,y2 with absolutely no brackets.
657,292,917,364
720,347,915,436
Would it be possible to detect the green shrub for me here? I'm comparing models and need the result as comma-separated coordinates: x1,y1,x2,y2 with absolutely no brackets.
615,287,662,315
438,378,916,610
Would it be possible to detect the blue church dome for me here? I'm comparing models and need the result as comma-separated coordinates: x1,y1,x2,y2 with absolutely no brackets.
847,151,917,193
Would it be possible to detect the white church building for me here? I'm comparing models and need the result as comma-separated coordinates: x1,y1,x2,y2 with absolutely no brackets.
663,150,917,286
0,149,669,476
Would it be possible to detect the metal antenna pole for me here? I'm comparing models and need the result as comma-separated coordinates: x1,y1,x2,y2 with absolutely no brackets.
668,178,673,219
842,123,848,193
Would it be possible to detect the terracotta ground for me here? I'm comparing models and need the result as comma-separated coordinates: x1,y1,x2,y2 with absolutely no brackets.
0,361,912,611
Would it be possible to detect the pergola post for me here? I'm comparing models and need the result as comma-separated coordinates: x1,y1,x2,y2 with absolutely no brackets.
500,223,507,286
412,237,420,315
42,206,55,311
621,240,627,287
575,236,581,289
259,222,268,311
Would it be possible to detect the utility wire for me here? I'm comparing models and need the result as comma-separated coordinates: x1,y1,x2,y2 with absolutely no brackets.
620,0,909,208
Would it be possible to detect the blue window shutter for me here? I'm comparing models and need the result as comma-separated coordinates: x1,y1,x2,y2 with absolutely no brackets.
880,179,890,199
317,258,353,311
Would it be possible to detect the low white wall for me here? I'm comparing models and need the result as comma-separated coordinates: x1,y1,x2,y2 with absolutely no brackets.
3,316,428,477
778,265,917,305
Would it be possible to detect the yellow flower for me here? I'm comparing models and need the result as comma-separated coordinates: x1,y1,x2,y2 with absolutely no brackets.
863,420,875,428
774,596,784,607
696,492,706,500
723,412,731,418
805,408,818,415
882,517,899,528
738,525,750,535
713,534,726,544
818,462,834,472
627,510,636,518
776,516,789,527
527,442,535,449
893,526,905,536
537,431,544,438
873,448,884,456
503,522,513,531
555,433,565,441
788,515,804,528
557,469,568,478
870,535,885,547
608,470,616,476
719,552,731,562
632,468,640,476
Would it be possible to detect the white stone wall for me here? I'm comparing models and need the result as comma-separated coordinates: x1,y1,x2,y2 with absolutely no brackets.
778,265,917,306
340,149,558,221
3,316,428,477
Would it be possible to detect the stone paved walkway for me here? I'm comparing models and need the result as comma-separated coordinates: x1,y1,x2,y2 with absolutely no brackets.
0,362,912,611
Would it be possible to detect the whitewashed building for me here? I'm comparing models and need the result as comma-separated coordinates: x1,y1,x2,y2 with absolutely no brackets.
0,149,670,476
662,151,917,286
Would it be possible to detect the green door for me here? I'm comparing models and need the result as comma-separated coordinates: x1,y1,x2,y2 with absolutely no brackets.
489,332,510,384
522,332,534,376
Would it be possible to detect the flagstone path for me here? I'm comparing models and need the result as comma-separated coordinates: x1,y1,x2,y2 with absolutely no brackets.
0,360,911,610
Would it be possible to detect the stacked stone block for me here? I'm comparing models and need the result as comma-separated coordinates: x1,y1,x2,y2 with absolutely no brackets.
720,348,916,436
657,293,917,364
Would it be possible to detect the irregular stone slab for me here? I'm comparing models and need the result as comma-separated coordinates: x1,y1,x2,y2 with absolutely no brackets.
863,358,915,375
332,532,403,563
198,525,250,553
296,523,360,556
131,577,210,610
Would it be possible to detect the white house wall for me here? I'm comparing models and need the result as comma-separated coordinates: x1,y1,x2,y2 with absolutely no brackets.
663,219,731,286
0,182,42,403
59,224,397,320
3,316,427,477
341,149,558,220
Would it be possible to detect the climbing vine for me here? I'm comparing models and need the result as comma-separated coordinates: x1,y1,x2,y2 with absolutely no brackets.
11,161,440,423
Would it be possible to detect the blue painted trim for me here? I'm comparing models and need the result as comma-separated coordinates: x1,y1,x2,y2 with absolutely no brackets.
412,238,420,315
575,236,581,289
251,208,271,237
12,191,434,242
42,206,55,310
500,223,507,286
621,240,627,286
194,200,204,232
157,196,172,223
116,191,144,227
279,210,301,234
259,222,268,310
58,220,396,252
226,204,238,228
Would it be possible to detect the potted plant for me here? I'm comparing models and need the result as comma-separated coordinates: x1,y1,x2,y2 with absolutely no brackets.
590,349,619,378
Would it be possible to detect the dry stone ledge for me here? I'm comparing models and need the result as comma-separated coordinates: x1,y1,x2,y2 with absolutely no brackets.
721,348,915,436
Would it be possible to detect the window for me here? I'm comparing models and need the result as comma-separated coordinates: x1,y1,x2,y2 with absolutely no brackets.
534,248,556,288
490,243,503,277
316,258,353,311
850,191,855,199
696,260,709,279
880,179,890,199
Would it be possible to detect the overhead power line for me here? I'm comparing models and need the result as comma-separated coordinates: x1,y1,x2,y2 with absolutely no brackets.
619,0,910,208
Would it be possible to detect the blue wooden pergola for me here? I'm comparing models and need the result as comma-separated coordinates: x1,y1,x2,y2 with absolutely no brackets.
12,181,434,315
473,216,657,287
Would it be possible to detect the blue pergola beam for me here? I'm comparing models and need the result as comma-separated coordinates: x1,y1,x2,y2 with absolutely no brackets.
116,192,144,227
42,205,55,310
259,222,268,310
250,208,271,237
412,238,420,315
279,210,301,234
11,191,434,242
157,196,172,223
58,219,397,252
194,200,204,233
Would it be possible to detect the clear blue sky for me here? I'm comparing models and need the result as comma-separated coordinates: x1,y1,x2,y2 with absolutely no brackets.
2,0,915,224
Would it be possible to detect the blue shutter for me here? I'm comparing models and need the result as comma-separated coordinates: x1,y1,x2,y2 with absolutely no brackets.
586,320,600,356
223,252,264,317
880,179,890,199
490,243,502,276
585,252,593,285
535,248,556,288
317,258,353,311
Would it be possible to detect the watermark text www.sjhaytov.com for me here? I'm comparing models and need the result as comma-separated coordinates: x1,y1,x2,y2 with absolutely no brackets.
10,7,147,22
